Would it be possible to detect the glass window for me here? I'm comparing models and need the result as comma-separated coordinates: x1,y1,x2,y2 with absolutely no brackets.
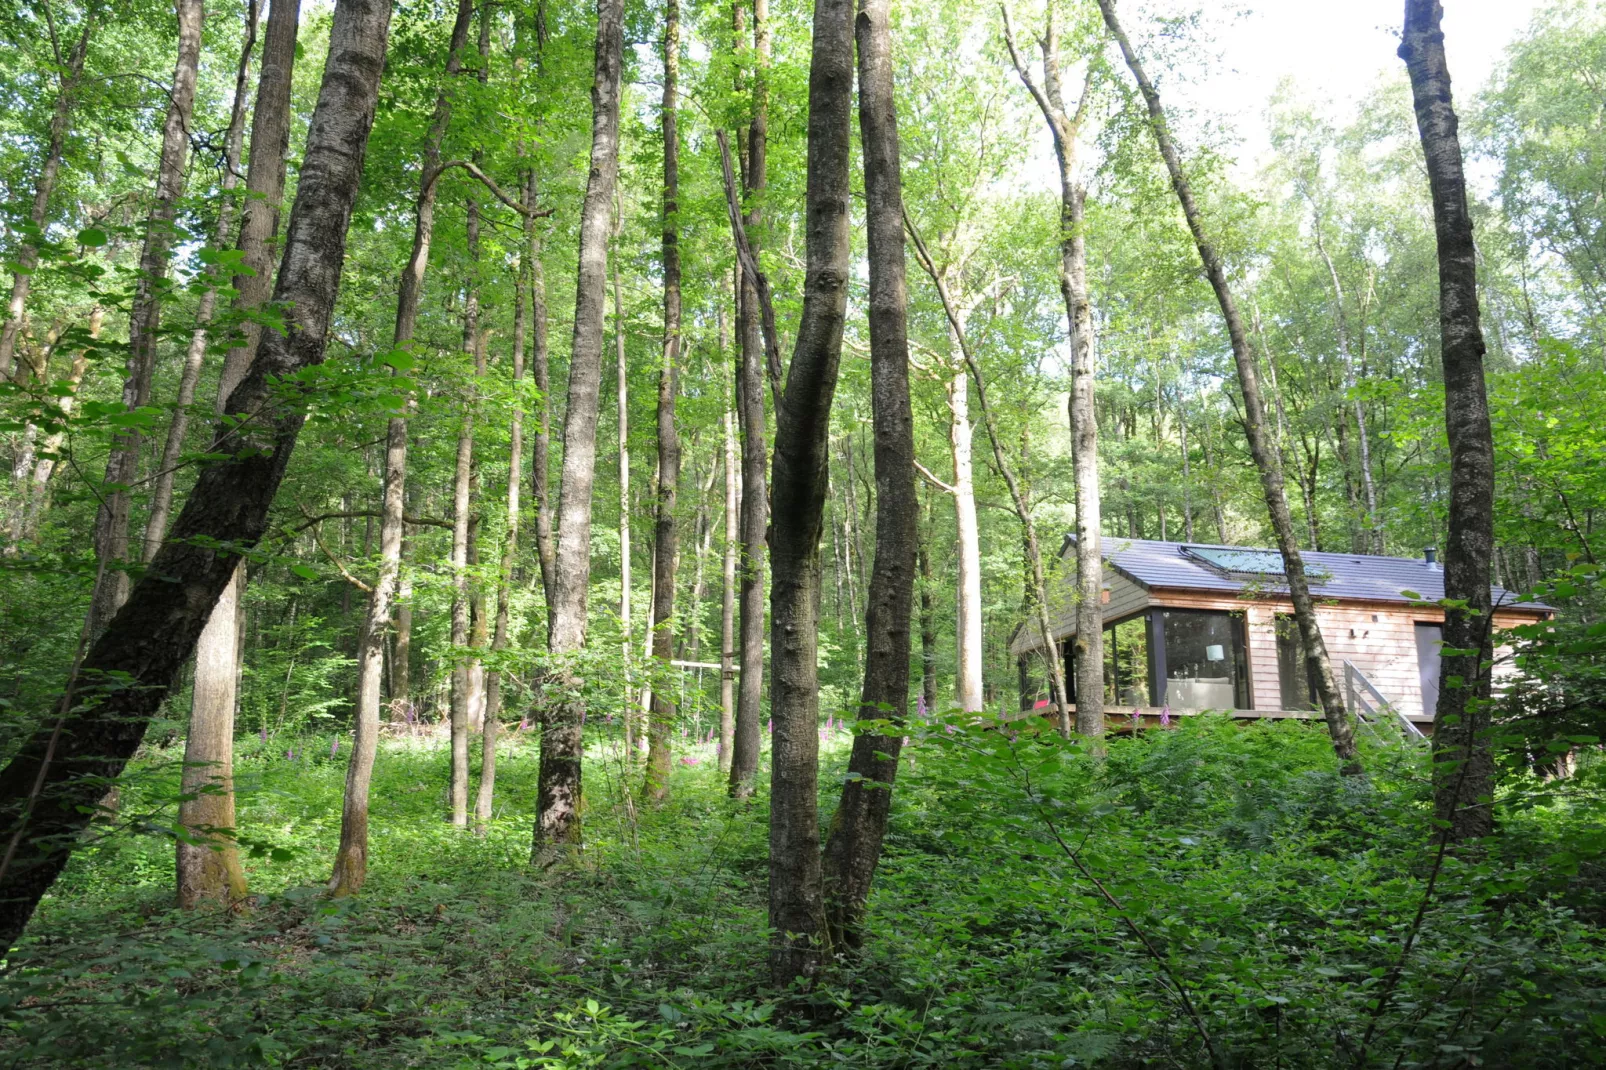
1103,616,1151,707
1275,614,1315,710
1160,609,1247,710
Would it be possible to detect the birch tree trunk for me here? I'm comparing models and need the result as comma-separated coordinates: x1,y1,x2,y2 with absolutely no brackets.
330,0,474,894
767,0,853,988
821,0,917,948
0,0,393,948
1097,0,1359,768
534,0,624,855
85,0,204,642
0,12,94,381
1003,5,1103,736
642,0,682,805
1400,0,1498,840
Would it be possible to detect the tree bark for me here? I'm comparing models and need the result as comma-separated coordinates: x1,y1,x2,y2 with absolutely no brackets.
767,0,853,988
821,0,917,948
1400,0,1498,840
0,10,94,381
1003,4,1103,737
329,0,473,895
146,0,260,565
728,0,772,799
534,0,624,856
173,0,259,911
642,0,682,805
0,0,393,950
1097,0,1359,768
85,0,205,642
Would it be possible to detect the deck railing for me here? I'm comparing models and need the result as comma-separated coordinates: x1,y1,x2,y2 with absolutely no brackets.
1343,660,1427,741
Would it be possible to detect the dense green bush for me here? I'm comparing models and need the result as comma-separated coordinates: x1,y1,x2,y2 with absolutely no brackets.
2,718,1602,1068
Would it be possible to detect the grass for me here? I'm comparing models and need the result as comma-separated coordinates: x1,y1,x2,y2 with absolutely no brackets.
3,716,1604,1068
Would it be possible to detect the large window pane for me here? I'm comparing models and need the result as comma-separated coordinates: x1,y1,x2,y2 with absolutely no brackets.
1104,616,1151,706
1276,614,1315,710
1161,609,1246,710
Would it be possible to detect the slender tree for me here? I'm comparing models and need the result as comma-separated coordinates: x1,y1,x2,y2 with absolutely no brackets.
330,0,475,895
84,0,204,641
820,0,917,948
1097,0,1360,768
728,0,772,798
0,0,394,949
1400,0,1498,839
172,0,258,910
1003,3,1103,736
534,0,625,855
642,0,682,805
0,6,95,381
768,0,853,988
145,0,259,564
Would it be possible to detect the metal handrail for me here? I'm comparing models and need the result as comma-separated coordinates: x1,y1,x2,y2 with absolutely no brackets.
1343,659,1427,741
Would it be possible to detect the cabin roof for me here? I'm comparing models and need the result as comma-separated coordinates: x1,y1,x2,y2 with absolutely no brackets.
1063,537,1551,613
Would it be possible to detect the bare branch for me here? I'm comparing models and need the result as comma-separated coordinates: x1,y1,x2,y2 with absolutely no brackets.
714,129,784,410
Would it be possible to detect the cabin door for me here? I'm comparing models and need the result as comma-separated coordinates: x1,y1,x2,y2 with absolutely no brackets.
1415,623,1443,718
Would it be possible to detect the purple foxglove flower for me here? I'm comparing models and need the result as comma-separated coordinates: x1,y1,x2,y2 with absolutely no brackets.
330,737,340,758
260,727,268,743
1160,706,1171,727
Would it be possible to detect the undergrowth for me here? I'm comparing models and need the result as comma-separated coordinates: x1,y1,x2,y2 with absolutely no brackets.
2,717,1603,1068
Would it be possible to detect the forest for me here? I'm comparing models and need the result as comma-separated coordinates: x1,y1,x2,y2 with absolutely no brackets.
0,0,1603,1065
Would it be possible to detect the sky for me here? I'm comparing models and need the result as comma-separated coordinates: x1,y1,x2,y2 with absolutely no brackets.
1179,0,1549,166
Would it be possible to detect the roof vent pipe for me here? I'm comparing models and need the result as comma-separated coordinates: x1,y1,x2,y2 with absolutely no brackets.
1424,546,1437,566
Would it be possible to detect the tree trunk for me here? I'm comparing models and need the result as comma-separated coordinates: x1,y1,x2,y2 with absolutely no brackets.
720,400,738,772
821,0,917,948
534,0,624,856
0,11,94,381
918,521,937,714
1400,0,1498,840
528,167,556,612
17,308,102,541
146,0,259,564
615,214,635,757
728,0,772,799
1312,222,1383,554
948,362,984,712
173,0,259,911
767,0,853,988
643,0,682,806
0,0,393,950
1003,6,1103,737
184,0,303,858
452,9,493,824
484,167,532,835
84,0,205,642
1097,0,1359,769
330,0,474,894
905,214,1071,738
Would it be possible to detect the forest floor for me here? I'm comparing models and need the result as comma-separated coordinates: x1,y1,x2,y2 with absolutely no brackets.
3,716,1604,1068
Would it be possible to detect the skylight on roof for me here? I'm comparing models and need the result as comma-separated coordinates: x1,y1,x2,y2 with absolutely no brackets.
1180,545,1332,585
1182,546,1288,575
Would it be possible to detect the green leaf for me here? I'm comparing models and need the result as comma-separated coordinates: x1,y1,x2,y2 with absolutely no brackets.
77,227,107,247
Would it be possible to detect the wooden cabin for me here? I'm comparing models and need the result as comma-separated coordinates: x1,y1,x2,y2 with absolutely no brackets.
1012,538,1551,731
